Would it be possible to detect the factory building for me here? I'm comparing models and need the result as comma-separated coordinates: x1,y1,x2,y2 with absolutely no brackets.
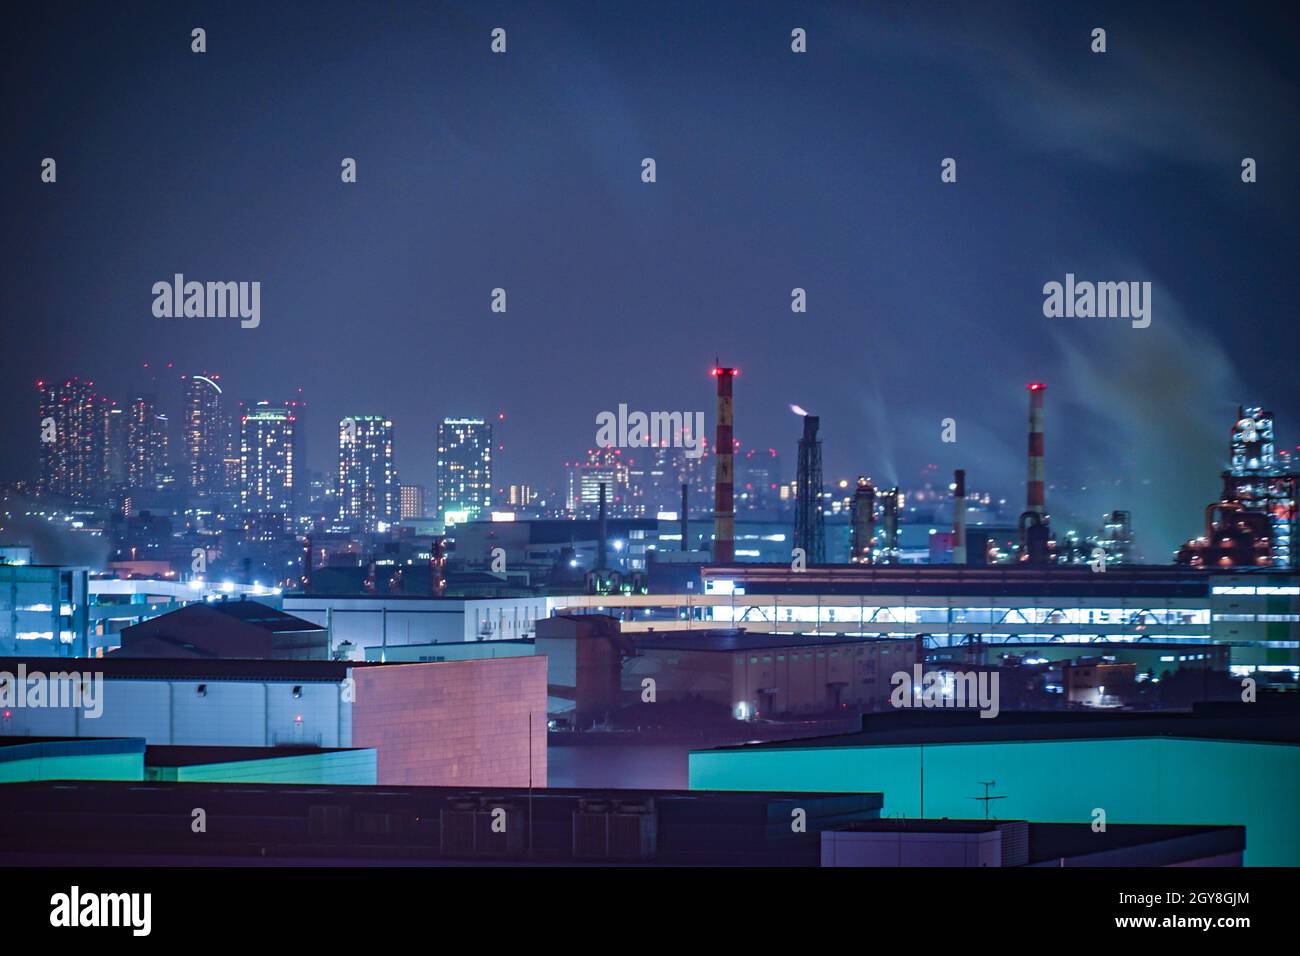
0,781,879,866
534,615,920,725
87,576,279,654
0,654,546,788
0,736,143,783
0,563,90,657
452,516,657,579
551,564,1300,680
0,736,376,786
113,599,329,660
0,778,1245,867
821,820,1244,868
624,630,919,720
282,593,549,654
688,701,1300,866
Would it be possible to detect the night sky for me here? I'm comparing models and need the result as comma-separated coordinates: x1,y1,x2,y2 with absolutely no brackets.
3,1,1297,557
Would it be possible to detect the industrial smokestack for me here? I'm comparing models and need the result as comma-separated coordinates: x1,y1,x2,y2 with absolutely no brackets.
712,364,737,563
1026,383,1046,517
850,477,876,564
881,487,900,563
952,469,967,565
794,414,826,564
596,481,608,572
680,483,689,552
1019,382,1051,563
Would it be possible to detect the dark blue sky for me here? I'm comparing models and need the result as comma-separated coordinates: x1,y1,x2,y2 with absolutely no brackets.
3,0,1297,556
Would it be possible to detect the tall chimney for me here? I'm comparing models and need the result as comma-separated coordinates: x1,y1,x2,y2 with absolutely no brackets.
850,476,876,564
1019,382,1051,563
680,482,689,552
794,414,825,564
596,481,608,572
1026,383,1046,518
712,365,737,563
952,469,967,565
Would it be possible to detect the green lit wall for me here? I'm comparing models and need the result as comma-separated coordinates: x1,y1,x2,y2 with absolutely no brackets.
689,736,1299,866
146,748,376,785
0,751,143,783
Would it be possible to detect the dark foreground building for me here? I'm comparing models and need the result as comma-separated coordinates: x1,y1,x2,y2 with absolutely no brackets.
0,782,880,866
0,779,1244,867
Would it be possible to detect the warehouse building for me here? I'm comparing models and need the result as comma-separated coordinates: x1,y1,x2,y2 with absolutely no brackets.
282,593,548,655
689,700,1300,866
552,564,1300,682
820,819,1245,867
0,654,545,788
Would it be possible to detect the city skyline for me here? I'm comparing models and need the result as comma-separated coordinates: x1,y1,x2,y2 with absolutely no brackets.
17,364,1297,559
2,2,1297,558
0,0,1294,905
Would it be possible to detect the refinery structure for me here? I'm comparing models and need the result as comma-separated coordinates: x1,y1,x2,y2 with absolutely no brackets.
1178,407,1299,570
551,364,1300,695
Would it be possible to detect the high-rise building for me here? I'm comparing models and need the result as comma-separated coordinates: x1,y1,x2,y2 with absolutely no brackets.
737,447,781,514
337,415,398,532
125,394,169,491
565,448,630,517
286,398,308,512
626,445,679,518
240,403,296,516
436,418,492,524
103,402,127,489
36,377,108,503
399,483,426,520
183,373,225,494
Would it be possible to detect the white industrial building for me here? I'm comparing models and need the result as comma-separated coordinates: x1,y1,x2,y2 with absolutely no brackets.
282,594,549,658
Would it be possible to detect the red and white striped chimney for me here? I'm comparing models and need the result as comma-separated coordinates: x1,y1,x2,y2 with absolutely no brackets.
1026,382,1046,517
712,365,737,563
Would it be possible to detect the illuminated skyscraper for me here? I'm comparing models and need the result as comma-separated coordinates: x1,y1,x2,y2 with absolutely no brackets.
337,415,398,532
626,445,678,518
436,418,492,524
36,377,107,502
183,373,225,494
400,483,426,520
565,447,631,517
240,403,296,516
125,394,169,491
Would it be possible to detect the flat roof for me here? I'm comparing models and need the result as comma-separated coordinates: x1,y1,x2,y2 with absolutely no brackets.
698,701,1300,751
829,818,1245,865
0,778,880,804
145,744,364,767
0,656,355,682
0,654,538,683
700,563,1221,598
0,736,144,762
633,630,915,653
1024,822,1245,864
